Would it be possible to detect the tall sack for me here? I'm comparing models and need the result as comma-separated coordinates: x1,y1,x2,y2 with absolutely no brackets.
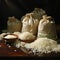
21,13,39,35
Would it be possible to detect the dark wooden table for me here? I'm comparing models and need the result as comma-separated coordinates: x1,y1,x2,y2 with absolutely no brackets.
0,40,28,57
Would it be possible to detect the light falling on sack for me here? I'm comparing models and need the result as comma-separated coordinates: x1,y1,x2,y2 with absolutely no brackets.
37,15,57,40
21,13,39,35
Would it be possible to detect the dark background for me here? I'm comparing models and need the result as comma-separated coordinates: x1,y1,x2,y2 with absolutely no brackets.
0,0,60,31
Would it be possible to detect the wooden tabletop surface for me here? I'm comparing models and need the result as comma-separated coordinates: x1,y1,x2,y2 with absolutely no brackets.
0,40,29,57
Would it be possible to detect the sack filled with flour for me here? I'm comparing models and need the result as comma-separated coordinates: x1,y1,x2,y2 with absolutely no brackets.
37,15,57,40
21,13,39,35
7,16,22,33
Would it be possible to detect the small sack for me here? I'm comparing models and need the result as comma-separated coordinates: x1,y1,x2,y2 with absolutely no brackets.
7,16,22,33
37,15,57,40
21,13,39,35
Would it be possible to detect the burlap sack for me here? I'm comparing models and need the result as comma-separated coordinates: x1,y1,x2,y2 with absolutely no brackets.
21,8,46,21
21,13,39,35
7,16,22,33
37,15,57,40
